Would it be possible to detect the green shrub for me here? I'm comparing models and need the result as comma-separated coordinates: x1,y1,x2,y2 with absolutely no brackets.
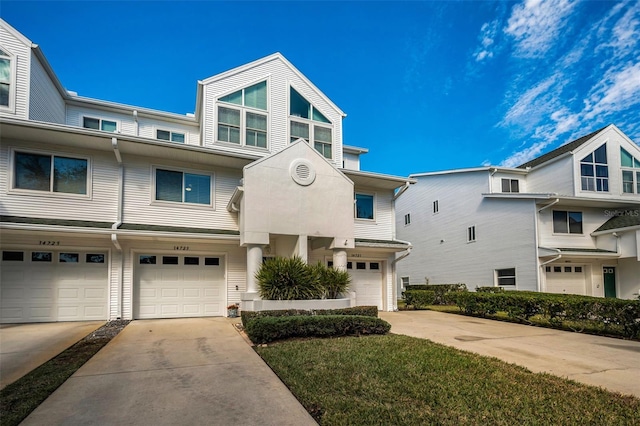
406,283,467,305
475,286,504,293
403,290,436,309
241,306,378,327
313,262,351,299
256,256,323,300
245,315,391,343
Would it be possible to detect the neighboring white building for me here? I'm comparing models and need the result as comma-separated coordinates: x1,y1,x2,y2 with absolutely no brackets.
0,19,415,323
397,125,640,300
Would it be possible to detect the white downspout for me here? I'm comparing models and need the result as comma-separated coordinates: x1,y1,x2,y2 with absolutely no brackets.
393,182,411,201
132,110,138,136
538,198,559,213
391,239,413,311
112,137,124,318
535,198,560,292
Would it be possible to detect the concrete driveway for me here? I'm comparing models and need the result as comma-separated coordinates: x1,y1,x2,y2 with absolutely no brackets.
380,310,640,398
0,321,104,389
21,318,317,426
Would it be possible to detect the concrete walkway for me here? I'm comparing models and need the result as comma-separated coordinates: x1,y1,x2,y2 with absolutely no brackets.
380,311,640,398
22,318,317,426
0,321,104,389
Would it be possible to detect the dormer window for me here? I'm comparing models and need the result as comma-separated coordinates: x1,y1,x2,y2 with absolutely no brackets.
0,47,14,109
621,147,640,194
289,87,332,159
217,81,267,148
580,143,608,192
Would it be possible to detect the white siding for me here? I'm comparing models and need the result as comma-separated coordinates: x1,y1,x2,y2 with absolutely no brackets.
137,116,200,146
0,23,30,119
396,172,539,292
0,140,119,222
618,257,640,300
490,172,526,194
527,156,574,195
202,57,343,167
342,152,360,170
29,52,65,124
66,105,136,135
538,206,605,249
354,187,394,240
121,154,241,230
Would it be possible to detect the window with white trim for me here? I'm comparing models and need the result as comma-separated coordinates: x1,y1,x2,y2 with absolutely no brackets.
355,193,374,220
157,129,185,143
580,143,608,192
620,147,640,194
552,210,582,234
0,47,13,109
154,168,212,206
83,116,117,132
467,225,476,242
217,81,267,148
433,200,439,213
496,268,516,286
501,178,519,193
289,87,333,159
12,151,88,195
404,213,411,225
401,276,410,289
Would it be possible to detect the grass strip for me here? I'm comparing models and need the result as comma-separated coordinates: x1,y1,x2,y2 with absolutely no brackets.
0,322,128,426
257,334,640,425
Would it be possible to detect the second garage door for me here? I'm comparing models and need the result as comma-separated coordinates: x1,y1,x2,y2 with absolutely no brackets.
348,260,383,310
135,254,225,319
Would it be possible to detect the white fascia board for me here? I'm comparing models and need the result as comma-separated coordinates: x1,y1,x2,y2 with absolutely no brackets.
343,145,369,154
66,97,199,124
412,166,529,178
31,46,69,100
342,169,417,184
482,193,557,200
200,52,346,118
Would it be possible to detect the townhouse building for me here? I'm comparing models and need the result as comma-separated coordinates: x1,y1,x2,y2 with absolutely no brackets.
0,19,414,323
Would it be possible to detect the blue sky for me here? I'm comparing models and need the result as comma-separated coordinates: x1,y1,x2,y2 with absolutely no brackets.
2,1,639,177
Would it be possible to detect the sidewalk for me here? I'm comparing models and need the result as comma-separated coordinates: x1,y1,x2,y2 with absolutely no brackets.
380,310,640,398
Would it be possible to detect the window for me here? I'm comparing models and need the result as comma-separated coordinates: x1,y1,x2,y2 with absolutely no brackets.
433,200,439,213
157,129,185,143
355,193,374,220
467,226,476,242
139,255,156,264
59,253,79,263
554,266,562,272
32,252,52,262
162,256,179,265
0,47,13,108
620,148,640,194
155,168,211,205
356,262,366,270
564,266,572,272
289,87,332,159
404,213,411,225
83,117,117,132
496,268,516,286
3,251,23,261
13,151,88,195
401,276,410,288
217,81,268,148
553,210,583,234
86,254,105,263
580,144,608,192
575,266,583,273
205,257,220,266
370,262,380,270
501,178,519,193
184,257,199,265
346,262,353,269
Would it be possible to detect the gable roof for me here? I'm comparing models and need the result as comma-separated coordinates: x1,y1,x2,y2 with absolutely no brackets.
593,213,640,234
517,125,609,169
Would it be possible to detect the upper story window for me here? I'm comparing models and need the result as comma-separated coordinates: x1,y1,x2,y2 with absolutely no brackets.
157,129,185,143
0,47,13,109
404,213,411,226
552,210,583,234
12,151,88,195
433,200,439,213
83,117,117,132
467,225,476,242
580,144,608,192
217,81,267,149
355,193,374,220
154,168,212,206
620,148,640,194
289,87,332,159
501,178,519,193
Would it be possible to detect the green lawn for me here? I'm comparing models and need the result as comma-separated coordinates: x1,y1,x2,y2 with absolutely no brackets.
256,334,640,425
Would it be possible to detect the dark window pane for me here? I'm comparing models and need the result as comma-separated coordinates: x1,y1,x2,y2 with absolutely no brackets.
545,266,551,272
554,266,562,272
355,193,374,219
244,81,267,110
564,266,572,272
184,257,199,265
596,165,608,177
157,130,171,140
497,268,515,277
171,133,185,143
86,254,105,263
184,173,210,205
511,180,519,192
53,157,87,194
59,253,79,263
594,144,607,164
581,163,594,177
553,211,568,233
575,266,583,273
163,256,179,265
327,261,334,268
101,121,117,132
205,257,220,266
156,169,183,202
219,89,242,105
356,262,366,270
0,83,9,107
3,251,24,261
501,179,510,192
139,255,156,264
346,262,352,269
15,152,51,191
568,212,583,234
290,87,310,118
32,252,52,262
83,117,100,129
370,262,380,270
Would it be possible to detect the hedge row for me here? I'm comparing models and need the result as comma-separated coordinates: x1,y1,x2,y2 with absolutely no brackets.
245,315,391,343
240,306,379,327
405,283,467,305
403,290,435,309
445,291,640,339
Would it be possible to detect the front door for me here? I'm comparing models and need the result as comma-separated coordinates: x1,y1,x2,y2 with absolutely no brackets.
603,267,616,298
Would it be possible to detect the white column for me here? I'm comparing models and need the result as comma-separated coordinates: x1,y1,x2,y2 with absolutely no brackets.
296,235,308,263
332,249,347,271
246,244,264,293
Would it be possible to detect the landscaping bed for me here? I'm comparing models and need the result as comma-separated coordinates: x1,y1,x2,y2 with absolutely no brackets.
256,334,640,425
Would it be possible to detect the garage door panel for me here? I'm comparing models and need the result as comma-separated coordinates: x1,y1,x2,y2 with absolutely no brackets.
184,288,200,298
349,262,383,310
30,288,54,299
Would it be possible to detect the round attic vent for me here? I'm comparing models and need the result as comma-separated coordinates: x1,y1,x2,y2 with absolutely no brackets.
290,159,316,186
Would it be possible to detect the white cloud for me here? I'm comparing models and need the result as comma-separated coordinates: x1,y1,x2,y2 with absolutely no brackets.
504,0,577,58
584,62,640,120
474,20,499,62
500,139,552,167
501,76,558,127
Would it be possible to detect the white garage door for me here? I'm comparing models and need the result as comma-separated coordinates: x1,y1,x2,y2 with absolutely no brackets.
1,250,108,323
545,264,586,295
135,254,225,319
348,260,383,310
